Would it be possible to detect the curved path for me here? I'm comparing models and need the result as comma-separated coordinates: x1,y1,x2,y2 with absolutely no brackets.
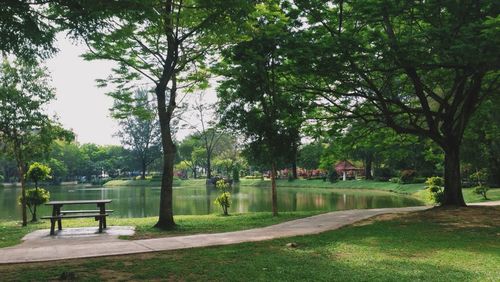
0,206,430,264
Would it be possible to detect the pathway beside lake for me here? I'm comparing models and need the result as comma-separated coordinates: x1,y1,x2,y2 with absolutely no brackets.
0,206,429,264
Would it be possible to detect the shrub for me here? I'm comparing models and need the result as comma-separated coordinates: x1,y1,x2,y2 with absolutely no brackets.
389,177,399,183
328,170,338,183
18,188,50,222
470,169,488,187
0,174,4,183
399,169,417,184
26,162,51,187
425,176,444,205
473,186,489,200
214,180,231,216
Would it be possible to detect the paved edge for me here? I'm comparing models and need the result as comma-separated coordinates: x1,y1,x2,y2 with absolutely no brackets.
0,206,431,264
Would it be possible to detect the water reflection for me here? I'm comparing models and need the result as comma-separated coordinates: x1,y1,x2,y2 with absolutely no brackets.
0,185,424,220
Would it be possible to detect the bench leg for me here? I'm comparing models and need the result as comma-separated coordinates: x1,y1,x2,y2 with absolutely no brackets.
103,216,107,229
50,219,55,236
98,218,103,233
57,219,62,231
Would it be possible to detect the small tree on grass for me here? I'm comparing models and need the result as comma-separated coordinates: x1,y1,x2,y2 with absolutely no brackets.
471,169,489,200
19,163,51,222
425,177,444,205
214,180,231,216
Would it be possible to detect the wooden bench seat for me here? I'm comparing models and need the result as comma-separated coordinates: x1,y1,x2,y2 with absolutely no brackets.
41,213,110,235
60,210,114,214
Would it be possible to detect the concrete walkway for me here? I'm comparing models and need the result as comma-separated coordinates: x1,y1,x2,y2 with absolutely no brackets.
468,200,500,206
0,206,429,264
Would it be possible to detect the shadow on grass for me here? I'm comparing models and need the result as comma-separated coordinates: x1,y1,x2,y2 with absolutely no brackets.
1,207,498,281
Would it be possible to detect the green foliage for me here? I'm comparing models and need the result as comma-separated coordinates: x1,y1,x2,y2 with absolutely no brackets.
374,167,394,182
425,177,445,204
399,170,416,184
18,188,50,222
26,162,51,187
470,169,489,187
328,170,338,183
0,174,4,183
214,180,231,216
472,186,489,200
232,167,240,183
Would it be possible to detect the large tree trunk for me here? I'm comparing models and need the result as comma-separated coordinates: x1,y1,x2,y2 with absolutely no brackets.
442,143,466,206
271,162,278,216
292,161,298,179
364,153,373,180
206,153,212,179
154,83,176,229
141,160,147,180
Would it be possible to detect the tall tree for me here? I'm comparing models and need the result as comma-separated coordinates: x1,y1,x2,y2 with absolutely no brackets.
0,58,64,226
116,89,161,180
217,2,302,216
185,95,224,180
294,0,500,206
63,0,252,229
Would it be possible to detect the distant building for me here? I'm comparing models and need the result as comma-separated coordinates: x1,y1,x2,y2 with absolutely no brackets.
335,160,364,181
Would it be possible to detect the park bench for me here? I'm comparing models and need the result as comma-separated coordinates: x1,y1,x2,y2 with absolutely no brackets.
41,200,112,235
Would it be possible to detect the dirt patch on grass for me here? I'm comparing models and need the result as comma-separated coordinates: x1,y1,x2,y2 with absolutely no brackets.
354,206,500,229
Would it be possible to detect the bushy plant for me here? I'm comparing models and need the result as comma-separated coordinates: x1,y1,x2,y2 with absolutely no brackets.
214,180,231,216
425,176,444,204
470,169,489,199
0,174,4,183
26,162,51,187
328,170,338,183
18,188,50,222
473,186,489,200
389,177,400,183
470,169,488,186
399,169,416,184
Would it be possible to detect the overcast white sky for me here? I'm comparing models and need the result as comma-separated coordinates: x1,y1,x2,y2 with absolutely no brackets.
45,34,217,146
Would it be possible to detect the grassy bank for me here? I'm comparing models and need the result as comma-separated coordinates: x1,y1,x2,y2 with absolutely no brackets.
0,211,322,248
104,178,207,187
1,206,498,281
240,179,425,193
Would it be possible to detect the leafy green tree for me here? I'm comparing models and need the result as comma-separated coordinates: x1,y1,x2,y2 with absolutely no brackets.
0,1,57,59
297,142,323,170
67,0,253,229
26,162,51,189
116,89,162,180
0,58,62,226
293,1,499,206
182,94,226,179
24,162,51,221
46,158,68,184
217,2,303,216
462,93,500,186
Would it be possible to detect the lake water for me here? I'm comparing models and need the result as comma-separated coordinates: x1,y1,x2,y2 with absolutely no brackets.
0,185,424,220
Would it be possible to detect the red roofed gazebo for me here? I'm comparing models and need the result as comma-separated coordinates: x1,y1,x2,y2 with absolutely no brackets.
335,160,364,180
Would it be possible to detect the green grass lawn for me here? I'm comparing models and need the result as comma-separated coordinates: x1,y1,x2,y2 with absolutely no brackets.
0,211,322,248
240,179,425,193
1,206,498,281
